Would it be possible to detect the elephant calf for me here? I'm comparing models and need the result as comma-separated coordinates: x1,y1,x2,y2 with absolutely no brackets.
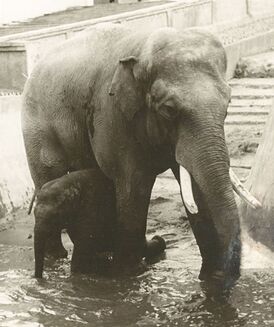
34,169,166,278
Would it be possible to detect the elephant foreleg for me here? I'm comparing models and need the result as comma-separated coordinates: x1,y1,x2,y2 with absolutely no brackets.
114,172,156,268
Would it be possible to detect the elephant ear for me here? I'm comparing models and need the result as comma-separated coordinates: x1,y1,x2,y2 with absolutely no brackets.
146,94,169,146
146,110,169,146
109,56,141,121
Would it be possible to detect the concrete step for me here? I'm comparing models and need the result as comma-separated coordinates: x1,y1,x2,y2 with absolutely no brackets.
231,87,274,99
229,78,274,89
229,98,273,107
228,106,270,115
225,115,267,125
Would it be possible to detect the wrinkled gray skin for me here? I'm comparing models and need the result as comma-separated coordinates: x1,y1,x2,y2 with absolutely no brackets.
34,169,115,277
22,24,241,284
34,169,166,278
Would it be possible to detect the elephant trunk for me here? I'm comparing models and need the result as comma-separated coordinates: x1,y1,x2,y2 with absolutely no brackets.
194,148,240,246
176,124,241,279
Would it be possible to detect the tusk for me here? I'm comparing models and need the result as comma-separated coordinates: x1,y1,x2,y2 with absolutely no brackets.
229,168,262,209
180,166,198,214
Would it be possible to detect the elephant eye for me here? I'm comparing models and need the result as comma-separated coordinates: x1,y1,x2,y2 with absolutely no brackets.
159,103,178,120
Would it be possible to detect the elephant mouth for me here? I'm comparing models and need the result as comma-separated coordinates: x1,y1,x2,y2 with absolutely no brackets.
179,165,261,214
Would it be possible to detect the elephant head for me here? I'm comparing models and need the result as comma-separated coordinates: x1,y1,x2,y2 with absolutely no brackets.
109,28,260,283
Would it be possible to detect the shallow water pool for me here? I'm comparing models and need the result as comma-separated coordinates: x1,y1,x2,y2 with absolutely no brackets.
1,242,274,327
1,174,274,327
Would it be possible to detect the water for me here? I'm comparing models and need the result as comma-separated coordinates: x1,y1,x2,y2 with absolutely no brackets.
1,174,274,327
1,245,274,327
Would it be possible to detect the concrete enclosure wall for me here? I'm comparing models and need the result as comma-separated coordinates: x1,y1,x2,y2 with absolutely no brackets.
248,0,274,17
0,43,27,91
212,0,247,23
0,0,268,26
0,0,94,25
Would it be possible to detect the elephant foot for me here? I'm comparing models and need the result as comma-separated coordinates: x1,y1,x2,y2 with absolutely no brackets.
71,248,146,276
199,271,238,293
199,261,240,290
111,235,166,276
71,235,167,276
197,235,241,289
45,243,68,259
94,252,139,276
44,230,68,259
72,252,114,275
145,235,166,261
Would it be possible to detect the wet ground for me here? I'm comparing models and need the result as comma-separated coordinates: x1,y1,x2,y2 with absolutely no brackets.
1,172,274,327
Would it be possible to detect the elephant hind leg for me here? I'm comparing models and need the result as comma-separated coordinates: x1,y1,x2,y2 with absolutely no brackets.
25,131,70,259
24,130,70,189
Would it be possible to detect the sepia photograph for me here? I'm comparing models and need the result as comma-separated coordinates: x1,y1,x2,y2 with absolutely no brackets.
1,0,274,326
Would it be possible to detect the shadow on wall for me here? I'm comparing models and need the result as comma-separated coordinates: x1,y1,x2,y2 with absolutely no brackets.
240,101,274,252
0,94,33,217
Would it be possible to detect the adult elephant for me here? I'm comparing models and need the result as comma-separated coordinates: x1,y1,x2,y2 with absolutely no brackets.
22,23,257,284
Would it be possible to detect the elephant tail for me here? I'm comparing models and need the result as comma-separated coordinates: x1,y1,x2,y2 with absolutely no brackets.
34,225,47,278
28,190,37,215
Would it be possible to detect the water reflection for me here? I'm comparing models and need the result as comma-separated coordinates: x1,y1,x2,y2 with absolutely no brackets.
1,176,274,326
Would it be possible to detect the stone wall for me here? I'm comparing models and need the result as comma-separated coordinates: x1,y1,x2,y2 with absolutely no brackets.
0,0,94,25
0,43,27,91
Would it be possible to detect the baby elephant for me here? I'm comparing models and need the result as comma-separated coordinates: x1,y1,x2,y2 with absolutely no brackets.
34,169,166,278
